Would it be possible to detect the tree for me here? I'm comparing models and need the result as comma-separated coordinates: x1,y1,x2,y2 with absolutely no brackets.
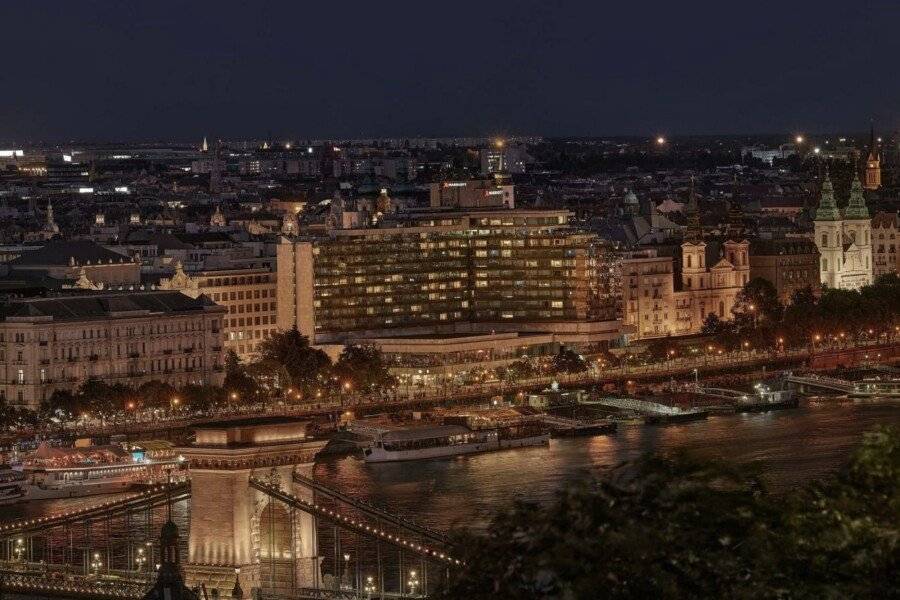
40,389,80,420
782,285,820,349
643,338,675,362
507,357,537,381
256,328,331,393
78,379,132,416
733,277,783,324
137,380,177,410
437,426,900,600
701,313,722,335
177,384,224,412
551,348,587,374
331,344,396,395
223,349,259,402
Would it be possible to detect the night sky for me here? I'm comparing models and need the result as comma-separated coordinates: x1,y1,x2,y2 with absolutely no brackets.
3,1,900,142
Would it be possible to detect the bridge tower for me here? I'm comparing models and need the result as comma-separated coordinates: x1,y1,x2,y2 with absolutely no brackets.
178,417,327,598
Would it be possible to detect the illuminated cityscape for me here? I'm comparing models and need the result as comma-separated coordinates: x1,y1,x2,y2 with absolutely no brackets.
0,2,898,599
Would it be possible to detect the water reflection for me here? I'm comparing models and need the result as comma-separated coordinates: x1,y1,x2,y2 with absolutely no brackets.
314,402,900,531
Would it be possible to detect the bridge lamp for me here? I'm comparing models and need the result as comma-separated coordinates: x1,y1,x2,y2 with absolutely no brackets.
408,570,420,595
365,576,376,599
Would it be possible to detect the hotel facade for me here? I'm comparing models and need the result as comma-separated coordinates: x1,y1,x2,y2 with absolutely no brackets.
277,208,623,386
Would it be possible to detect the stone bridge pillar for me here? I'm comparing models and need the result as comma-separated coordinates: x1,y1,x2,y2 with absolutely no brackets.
178,418,326,598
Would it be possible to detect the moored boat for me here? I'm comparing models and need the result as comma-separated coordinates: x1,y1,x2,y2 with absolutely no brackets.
362,415,549,463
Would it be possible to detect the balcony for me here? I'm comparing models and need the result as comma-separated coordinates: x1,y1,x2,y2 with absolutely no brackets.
128,352,140,359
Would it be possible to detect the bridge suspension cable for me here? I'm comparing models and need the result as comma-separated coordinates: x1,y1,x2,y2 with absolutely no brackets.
0,482,190,537
291,472,449,545
250,477,461,566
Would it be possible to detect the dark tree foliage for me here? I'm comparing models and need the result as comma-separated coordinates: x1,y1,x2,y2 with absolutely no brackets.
438,427,900,600
331,344,396,394
551,348,588,374
137,380,177,410
223,349,260,401
256,327,331,392
733,277,783,324
506,357,538,381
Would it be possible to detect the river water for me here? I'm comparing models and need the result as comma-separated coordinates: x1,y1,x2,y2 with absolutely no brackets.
313,400,900,532
5,400,898,532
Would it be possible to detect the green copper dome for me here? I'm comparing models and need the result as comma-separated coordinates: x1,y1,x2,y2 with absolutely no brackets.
843,175,870,220
814,173,841,221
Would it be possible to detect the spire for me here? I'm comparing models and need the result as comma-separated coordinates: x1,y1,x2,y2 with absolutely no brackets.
844,173,870,220
201,136,208,153
684,176,703,242
814,169,841,221
868,121,877,159
726,174,745,240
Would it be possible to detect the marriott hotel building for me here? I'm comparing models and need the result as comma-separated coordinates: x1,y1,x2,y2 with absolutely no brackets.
277,207,623,387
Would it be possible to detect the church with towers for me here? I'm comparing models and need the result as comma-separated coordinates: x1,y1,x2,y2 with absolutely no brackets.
813,172,873,290
621,180,751,340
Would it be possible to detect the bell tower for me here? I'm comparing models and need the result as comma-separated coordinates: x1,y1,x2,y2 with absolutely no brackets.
813,172,843,288
864,122,881,191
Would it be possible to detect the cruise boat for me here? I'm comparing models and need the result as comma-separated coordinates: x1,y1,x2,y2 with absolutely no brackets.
362,415,549,463
849,377,900,399
0,465,26,503
0,442,180,505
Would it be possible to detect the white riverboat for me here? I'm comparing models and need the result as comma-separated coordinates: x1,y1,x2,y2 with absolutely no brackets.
849,377,900,399
0,442,180,505
363,416,550,463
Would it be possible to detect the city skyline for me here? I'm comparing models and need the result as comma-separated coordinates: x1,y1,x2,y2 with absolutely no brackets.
4,1,900,141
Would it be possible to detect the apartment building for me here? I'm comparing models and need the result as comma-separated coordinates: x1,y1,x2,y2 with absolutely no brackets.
158,264,277,360
0,291,226,409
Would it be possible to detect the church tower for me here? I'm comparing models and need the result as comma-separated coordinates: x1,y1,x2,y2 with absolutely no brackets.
843,174,873,283
681,178,707,290
813,172,843,289
864,123,881,191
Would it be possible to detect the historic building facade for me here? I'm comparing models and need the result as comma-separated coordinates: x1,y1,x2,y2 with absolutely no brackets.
0,291,226,409
159,264,278,360
813,174,873,290
872,211,900,278
750,238,821,302
621,191,749,340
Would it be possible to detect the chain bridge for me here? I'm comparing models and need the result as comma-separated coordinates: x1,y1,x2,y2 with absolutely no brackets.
0,417,458,599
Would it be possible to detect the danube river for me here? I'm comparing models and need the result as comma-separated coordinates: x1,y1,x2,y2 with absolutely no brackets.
313,400,900,532
4,400,899,533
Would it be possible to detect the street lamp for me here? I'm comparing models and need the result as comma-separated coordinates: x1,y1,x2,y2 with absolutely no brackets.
135,547,146,574
656,136,666,145
795,135,804,144
692,368,699,385
13,538,24,562
407,570,419,596
91,552,103,576
364,575,376,599
343,553,351,589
